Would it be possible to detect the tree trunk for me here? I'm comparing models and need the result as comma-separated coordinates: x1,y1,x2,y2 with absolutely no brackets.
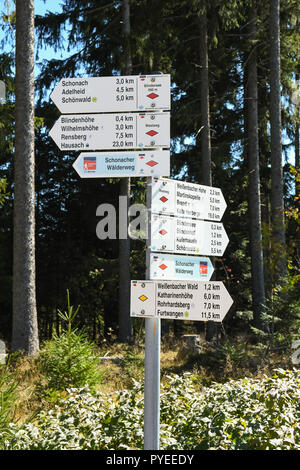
198,5,215,341
270,0,287,283
295,69,300,259
245,2,266,330
199,6,212,187
118,0,133,343
12,0,39,355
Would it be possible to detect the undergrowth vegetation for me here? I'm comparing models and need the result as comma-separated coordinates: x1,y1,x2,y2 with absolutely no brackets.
1,369,299,450
0,291,299,450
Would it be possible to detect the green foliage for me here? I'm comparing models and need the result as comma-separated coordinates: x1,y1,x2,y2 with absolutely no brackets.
216,340,248,367
39,291,104,391
40,332,102,391
1,382,144,450
271,278,300,340
249,270,300,348
0,358,18,446
161,369,300,450
0,179,9,206
2,369,300,450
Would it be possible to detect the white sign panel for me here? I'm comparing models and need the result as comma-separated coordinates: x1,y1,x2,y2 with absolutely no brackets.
151,177,226,221
73,150,170,178
150,253,214,281
49,112,170,151
50,74,171,113
151,214,229,256
130,280,233,322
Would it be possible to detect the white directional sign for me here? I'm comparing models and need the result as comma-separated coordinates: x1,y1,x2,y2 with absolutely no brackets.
49,112,170,151
150,253,214,281
151,214,229,256
50,74,171,113
151,177,226,221
130,280,233,322
73,150,170,178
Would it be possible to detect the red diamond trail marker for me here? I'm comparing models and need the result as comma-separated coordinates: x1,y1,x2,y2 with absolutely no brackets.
50,74,171,113
73,150,170,178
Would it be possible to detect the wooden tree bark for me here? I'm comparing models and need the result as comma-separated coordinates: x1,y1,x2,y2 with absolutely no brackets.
198,4,216,341
199,6,212,188
270,0,287,283
118,0,133,343
245,2,266,330
295,69,300,259
12,0,39,355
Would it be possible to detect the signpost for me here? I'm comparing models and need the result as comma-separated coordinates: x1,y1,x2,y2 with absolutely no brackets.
151,214,229,256
73,150,170,178
150,253,214,281
49,112,170,151
151,177,227,221
50,73,171,452
49,72,233,452
130,280,233,322
50,74,171,113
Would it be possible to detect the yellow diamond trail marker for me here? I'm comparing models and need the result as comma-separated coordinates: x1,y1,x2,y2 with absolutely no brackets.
131,280,233,322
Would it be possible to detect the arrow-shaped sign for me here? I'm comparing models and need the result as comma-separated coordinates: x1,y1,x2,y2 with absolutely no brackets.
151,177,227,222
130,280,233,322
151,214,229,257
73,150,170,178
50,74,171,114
150,253,214,281
49,112,170,151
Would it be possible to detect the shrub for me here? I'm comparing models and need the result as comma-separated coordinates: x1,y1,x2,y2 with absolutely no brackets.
2,382,144,450
2,368,300,450
39,291,104,391
160,369,300,450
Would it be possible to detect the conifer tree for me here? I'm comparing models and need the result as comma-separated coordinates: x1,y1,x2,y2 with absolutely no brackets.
270,0,287,283
12,0,39,355
244,1,266,329
198,1,216,341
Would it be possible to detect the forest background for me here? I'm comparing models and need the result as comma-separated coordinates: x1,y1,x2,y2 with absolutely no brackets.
0,0,299,357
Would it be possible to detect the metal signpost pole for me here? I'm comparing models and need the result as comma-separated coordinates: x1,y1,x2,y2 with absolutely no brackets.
144,317,160,449
144,176,161,450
